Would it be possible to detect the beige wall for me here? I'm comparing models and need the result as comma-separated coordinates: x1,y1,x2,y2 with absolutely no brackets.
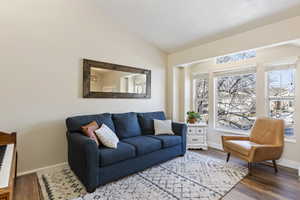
0,0,167,173
167,16,300,119
168,16,300,67
167,16,300,169
186,45,300,167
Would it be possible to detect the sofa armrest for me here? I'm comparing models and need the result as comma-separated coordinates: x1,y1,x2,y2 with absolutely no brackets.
172,122,187,155
67,132,99,192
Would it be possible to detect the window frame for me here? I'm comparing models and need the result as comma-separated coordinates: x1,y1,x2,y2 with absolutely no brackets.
192,73,209,123
213,67,257,133
265,64,297,139
216,50,256,64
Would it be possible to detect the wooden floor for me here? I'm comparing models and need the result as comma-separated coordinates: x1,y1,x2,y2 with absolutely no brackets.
14,148,300,200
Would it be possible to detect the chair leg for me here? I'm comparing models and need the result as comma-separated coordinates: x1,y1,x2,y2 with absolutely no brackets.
226,153,231,162
248,162,252,175
272,160,278,173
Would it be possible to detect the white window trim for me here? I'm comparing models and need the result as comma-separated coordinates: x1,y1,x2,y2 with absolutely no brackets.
213,65,256,77
213,66,257,132
264,64,297,140
263,56,299,70
214,128,250,135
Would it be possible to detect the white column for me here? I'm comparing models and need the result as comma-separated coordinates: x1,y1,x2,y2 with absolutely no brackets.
172,67,184,122
255,62,266,117
182,67,191,122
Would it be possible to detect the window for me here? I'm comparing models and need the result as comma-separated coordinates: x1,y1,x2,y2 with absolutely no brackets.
193,74,209,122
215,70,256,131
266,67,295,137
216,50,256,64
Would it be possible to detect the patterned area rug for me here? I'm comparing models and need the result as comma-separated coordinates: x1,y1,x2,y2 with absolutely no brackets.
37,151,248,200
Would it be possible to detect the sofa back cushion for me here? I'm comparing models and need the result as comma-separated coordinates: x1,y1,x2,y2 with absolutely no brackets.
112,112,141,139
137,111,166,134
66,113,115,133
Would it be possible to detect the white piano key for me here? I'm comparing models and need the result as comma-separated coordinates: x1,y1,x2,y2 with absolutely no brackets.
0,144,14,188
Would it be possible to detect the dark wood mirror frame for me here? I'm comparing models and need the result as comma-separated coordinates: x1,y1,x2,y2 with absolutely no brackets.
83,59,151,98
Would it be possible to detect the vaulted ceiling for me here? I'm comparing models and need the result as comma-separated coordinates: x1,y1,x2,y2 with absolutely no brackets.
97,0,300,53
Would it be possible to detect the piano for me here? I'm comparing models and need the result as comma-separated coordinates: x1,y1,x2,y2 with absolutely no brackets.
0,132,17,200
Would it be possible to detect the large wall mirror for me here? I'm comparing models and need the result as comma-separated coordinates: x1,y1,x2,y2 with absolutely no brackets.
83,59,151,98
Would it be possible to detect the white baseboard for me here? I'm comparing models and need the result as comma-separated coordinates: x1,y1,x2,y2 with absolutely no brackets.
276,158,300,170
208,141,223,150
17,162,67,177
207,141,300,175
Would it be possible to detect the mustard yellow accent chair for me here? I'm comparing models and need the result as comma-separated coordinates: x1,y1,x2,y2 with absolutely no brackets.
222,117,284,174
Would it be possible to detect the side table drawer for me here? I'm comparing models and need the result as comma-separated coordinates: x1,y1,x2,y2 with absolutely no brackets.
194,128,205,135
188,127,196,134
188,136,204,144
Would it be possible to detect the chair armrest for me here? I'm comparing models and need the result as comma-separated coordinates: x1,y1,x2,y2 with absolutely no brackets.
221,135,250,152
222,135,250,141
172,122,187,155
67,132,99,192
249,145,283,162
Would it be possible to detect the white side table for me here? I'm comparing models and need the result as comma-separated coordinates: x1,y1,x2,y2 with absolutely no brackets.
187,123,208,150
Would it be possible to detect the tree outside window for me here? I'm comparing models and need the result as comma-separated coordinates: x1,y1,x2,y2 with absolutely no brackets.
194,75,209,123
215,72,256,131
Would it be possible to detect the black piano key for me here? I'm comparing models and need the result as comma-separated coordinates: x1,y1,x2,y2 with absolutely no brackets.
0,145,7,169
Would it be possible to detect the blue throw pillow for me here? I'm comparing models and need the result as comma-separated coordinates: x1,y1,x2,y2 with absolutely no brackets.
96,113,116,133
112,112,142,139
137,111,166,134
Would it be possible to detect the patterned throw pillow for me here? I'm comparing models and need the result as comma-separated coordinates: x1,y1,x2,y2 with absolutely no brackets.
154,119,174,135
81,121,100,146
95,124,119,148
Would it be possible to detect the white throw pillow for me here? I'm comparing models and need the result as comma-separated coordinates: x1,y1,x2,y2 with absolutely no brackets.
154,119,174,135
95,124,119,148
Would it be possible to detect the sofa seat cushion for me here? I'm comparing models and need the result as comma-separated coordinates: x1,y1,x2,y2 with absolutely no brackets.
122,136,162,156
99,141,136,167
137,111,166,134
224,140,263,156
112,112,142,139
147,135,181,148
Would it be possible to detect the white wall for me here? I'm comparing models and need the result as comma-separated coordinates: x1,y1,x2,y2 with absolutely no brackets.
0,0,167,173
187,45,300,168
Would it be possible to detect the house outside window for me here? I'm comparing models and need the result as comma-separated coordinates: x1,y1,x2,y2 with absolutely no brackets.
214,69,256,131
266,67,296,137
193,74,209,123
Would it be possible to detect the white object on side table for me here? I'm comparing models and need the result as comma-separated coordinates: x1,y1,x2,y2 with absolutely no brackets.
187,122,208,150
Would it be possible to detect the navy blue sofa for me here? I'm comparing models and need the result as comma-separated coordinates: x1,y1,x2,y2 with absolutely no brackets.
66,111,187,192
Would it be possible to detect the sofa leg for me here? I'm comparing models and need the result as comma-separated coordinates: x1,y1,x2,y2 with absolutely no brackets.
272,160,278,173
87,187,96,193
248,162,252,175
226,153,230,162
